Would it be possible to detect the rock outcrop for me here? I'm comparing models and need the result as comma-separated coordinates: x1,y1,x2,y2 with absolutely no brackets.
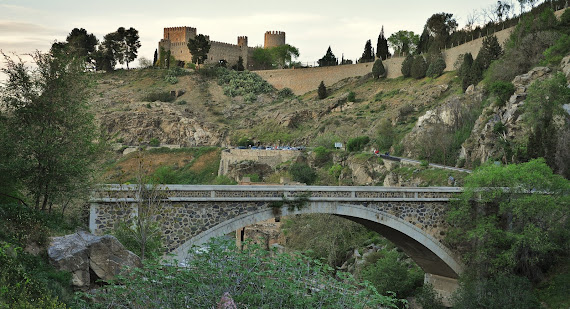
48,231,141,289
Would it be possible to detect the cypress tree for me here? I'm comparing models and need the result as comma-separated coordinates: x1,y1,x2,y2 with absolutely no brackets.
318,81,327,99
376,26,391,60
401,54,414,77
153,49,158,66
361,40,374,63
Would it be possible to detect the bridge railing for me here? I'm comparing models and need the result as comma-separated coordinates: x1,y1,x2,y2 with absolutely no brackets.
91,185,462,203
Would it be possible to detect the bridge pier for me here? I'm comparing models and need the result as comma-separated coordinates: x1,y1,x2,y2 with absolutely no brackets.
425,273,459,306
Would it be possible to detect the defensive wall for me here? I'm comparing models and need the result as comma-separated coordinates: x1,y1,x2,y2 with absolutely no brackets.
218,149,301,176
90,184,464,302
255,8,567,95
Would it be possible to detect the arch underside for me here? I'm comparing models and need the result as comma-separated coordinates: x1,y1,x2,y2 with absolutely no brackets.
169,201,462,279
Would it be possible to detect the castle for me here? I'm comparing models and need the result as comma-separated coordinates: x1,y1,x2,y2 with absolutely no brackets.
158,27,286,69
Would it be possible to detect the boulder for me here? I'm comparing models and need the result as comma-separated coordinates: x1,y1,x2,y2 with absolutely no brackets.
561,54,570,81
48,231,142,289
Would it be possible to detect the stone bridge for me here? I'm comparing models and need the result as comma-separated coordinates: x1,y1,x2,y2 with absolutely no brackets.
90,185,464,298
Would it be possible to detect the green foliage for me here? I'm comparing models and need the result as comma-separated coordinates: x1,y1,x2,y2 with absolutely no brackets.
375,119,394,151
311,132,342,149
113,221,162,261
410,55,427,79
237,137,254,147
141,91,175,102
211,175,237,185
0,51,101,210
360,249,424,299
374,89,399,102
523,73,570,176
415,284,445,309
243,173,261,182
313,146,333,167
451,274,540,309
163,67,188,84
347,136,370,152
536,261,570,308
446,159,570,282
360,39,374,63
488,80,515,107
289,162,317,185
318,81,327,99
217,68,275,100
426,54,446,77
401,54,413,77
388,30,419,56
372,59,386,79
277,87,294,98
80,237,401,309
251,45,300,69
347,91,356,102
187,34,211,65
542,34,570,65
318,46,338,67
146,148,221,185
476,35,503,70
148,138,160,147
328,164,343,179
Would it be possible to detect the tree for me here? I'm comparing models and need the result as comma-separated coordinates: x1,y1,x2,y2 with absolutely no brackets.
376,26,391,60
96,31,123,72
458,53,474,90
476,35,503,70
426,54,446,77
446,159,570,282
252,47,274,69
388,30,420,56
410,55,427,79
289,163,317,185
236,56,245,71
425,12,458,50
56,28,98,64
360,39,374,63
401,54,414,77
318,46,338,67
318,81,327,99
153,48,158,67
122,27,141,69
271,44,299,68
0,51,100,211
187,34,211,67
372,59,386,78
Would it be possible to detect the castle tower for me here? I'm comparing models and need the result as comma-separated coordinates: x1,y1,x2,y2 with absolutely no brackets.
163,26,196,43
237,36,248,47
264,31,286,48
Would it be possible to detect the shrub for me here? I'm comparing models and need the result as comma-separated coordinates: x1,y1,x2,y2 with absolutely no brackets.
415,284,445,309
289,162,317,184
318,81,327,99
217,68,275,98
164,75,178,84
426,55,446,77
347,136,370,152
278,87,295,98
401,54,413,77
347,91,356,102
237,137,253,147
543,34,570,65
142,91,175,102
411,55,427,79
372,59,386,78
488,81,515,107
149,138,160,147
313,146,332,166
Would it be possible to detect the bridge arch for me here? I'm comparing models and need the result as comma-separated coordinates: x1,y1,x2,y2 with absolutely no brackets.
169,201,462,279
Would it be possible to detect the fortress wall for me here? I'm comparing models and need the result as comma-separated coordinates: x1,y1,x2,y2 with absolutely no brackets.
255,57,405,95
206,42,248,66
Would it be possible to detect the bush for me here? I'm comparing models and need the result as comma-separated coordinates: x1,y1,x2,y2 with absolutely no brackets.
313,146,332,166
543,34,570,65
278,87,295,98
80,237,402,308
148,138,160,147
488,81,515,107
415,284,445,309
426,55,446,77
142,91,175,102
289,162,317,184
347,136,370,152
372,59,386,78
401,54,413,77
347,91,356,102
318,81,327,99
236,137,253,147
217,68,275,98
411,55,427,79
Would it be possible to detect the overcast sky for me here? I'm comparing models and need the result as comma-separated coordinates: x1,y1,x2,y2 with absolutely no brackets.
1,0,527,69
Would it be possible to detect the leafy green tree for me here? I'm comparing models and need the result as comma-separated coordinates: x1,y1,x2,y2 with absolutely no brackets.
318,81,327,99
376,26,391,60
121,27,141,69
388,30,420,56
289,162,317,185
401,54,414,77
360,249,424,299
187,34,211,67
347,136,370,152
360,39,374,63
458,53,474,91
372,58,386,78
424,12,458,51
410,55,427,79
0,51,100,211
318,46,338,67
375,118,395,151
446,159,570,282
252,47,274,69
417,28,431,54
476,35,502,70
96,31,123,71
271,44,299,68
52,28,98,64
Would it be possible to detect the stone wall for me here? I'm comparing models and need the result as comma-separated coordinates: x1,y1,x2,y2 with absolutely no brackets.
218,149,301,176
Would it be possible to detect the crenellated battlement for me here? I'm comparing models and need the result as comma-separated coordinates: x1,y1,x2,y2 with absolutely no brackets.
264,30,286,48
